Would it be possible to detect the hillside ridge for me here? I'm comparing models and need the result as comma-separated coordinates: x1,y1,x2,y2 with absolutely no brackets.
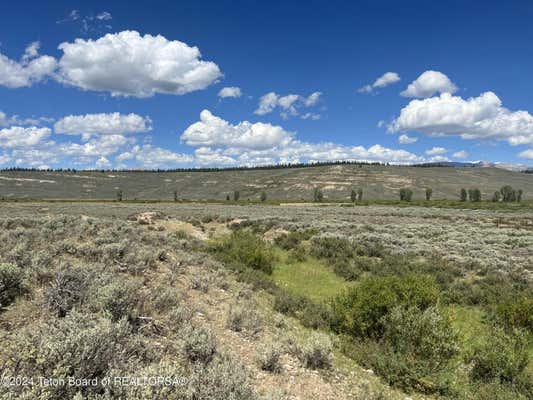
0,164,531,200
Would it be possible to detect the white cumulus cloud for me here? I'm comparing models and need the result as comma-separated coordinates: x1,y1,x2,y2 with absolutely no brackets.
60,134,133,159
181,111,424,166
54,113,152,137
116,144,193,168
0,126,51,148
398,134,418,144
0,153,12,165
57,30,221,97
518,149,533,160
255,92,279,115
452,150,469,159
390,91,533,146
400,70,457,98
95,156,111,169
358,72,400,94
425,146,447,155
254,91,322,119
181,110,294,150
0,42,57,88
218,86,242,98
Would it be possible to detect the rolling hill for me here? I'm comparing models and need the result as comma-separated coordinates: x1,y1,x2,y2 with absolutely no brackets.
0,164,532,201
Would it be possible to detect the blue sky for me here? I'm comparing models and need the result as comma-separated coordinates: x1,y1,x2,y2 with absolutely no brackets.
1,0,533,169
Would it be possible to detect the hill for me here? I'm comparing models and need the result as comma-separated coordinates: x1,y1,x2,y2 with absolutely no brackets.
0,164,532,200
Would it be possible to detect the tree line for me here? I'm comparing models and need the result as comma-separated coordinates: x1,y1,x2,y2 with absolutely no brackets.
111,185,525,203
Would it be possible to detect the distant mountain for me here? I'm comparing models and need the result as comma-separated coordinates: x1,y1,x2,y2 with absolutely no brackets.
492,162,533,172
414,161,484,168
414,161,533,172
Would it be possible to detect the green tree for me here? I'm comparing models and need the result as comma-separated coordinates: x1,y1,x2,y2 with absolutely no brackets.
492,191,501,202
313,188,323,202
460,188,468,202
173,190,178,202
116,189,123,202
357,188,363,201
233,190,240,202
260,191,267,202
226,194,230,201
425,187,433,201
399,188,413,201
470,188,482,202
350,189,357,203
517,189,523,202
500,186,515,202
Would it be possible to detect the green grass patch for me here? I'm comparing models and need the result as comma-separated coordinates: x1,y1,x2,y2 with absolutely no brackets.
448,305,488,348
271,248,352,303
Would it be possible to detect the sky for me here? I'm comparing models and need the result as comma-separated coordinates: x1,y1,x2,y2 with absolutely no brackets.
1,0,533,169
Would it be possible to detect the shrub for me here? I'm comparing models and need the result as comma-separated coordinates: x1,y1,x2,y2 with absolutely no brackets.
182,325,217,364
296,332,332,369
91,279,141,322
331,274,439,339
299,300,333,330
0,312,143,399
189,352,256,400
332,258,365,280
470,381,530,400
107,355,257,400
273,289,305,315
151,285,182,312
287,245,308,263
209,230,274,274
399,188,413,201
238,268,275,290
43,265,91,317
381,306,458,374
108,360,188,399
124,247,158,274
274,229,315,250
256,341,283,373
190,275,210,292
0,263,24,309
168,305,194,331
359,341,449,394
226,303,263,336
496,295,533,333
260,191,267,202
310,236,355,262
233,190,240,201
351,189,357,202
469,328,529,385
426,187,433,201
5,241,33,268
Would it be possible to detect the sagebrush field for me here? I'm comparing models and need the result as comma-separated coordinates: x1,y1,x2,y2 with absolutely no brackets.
0,201,531,399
